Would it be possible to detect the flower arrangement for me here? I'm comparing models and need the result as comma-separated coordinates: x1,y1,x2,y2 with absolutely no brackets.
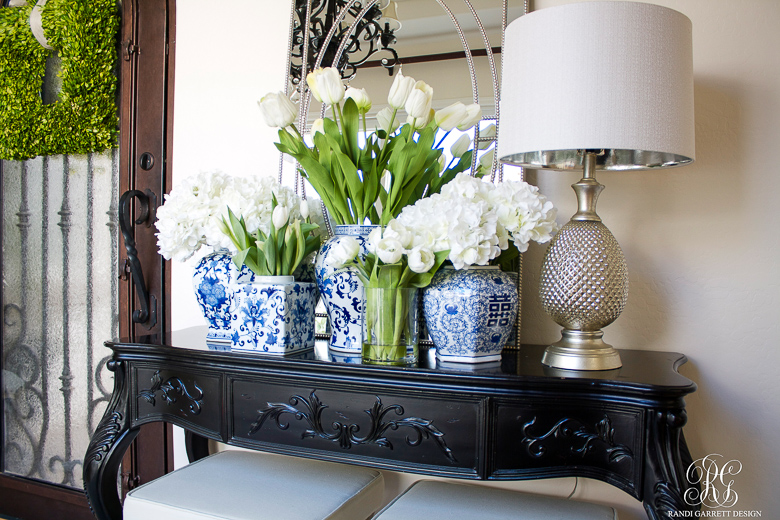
329,171,557,285
220,196,320,277
326,172,557,361
257,67,484,226
155,171,325,273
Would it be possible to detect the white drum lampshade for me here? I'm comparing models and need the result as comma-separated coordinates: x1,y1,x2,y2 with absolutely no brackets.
498,2,695,370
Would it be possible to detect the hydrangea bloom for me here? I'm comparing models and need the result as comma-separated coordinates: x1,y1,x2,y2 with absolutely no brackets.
378,172,557,270
155,171,324,261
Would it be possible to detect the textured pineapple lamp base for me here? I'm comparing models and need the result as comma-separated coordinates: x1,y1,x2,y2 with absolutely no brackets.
542,330,622,371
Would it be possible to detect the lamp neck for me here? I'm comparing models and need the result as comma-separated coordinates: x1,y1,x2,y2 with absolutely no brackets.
571,152,604,222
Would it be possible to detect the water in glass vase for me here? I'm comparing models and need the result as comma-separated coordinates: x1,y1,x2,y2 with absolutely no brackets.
362,287,419,365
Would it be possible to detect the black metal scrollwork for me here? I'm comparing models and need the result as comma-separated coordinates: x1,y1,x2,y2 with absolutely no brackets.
522,414,634,464
290,0,400,84
137,371,204,415
118,189,157,329
249,390,456,462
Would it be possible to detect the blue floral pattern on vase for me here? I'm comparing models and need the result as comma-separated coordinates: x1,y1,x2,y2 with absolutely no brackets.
192,251,239,344
315,225,379,353
229,278,317,354
423,267,519,363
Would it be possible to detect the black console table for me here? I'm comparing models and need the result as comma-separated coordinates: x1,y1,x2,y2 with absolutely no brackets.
83,327,700,519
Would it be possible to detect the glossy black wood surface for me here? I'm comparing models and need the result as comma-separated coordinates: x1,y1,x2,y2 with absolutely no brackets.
84,326,700,520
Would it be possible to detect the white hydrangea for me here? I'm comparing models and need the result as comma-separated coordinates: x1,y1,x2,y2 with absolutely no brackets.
384,172,557,270
155,171,309,261
484,178,558,252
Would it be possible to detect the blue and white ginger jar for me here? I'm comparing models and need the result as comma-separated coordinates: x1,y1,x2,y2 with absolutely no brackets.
423,266,519,363
230,273,317,354
192,251,239,344
315,225,378,353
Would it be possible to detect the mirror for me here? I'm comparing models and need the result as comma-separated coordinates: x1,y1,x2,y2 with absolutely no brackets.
281,0,528,187
171,0,526,186
291,0,527,120
169,0,528,339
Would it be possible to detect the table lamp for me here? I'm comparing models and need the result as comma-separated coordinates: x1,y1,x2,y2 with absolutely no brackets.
498,2,695,370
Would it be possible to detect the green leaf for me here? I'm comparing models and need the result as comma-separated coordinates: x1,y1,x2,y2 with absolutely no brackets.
333,148,364,221
262,236,277,276
341,97,360,163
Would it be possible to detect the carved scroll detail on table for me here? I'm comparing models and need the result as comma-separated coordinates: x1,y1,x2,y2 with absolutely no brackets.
249,390,456,462
84,411,122,466
137,371,204,415
522,414,633,463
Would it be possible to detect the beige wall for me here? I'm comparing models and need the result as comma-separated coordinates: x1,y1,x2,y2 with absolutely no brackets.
171,1,780,517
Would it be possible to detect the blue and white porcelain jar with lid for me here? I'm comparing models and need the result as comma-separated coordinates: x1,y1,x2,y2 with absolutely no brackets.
423,266,518,363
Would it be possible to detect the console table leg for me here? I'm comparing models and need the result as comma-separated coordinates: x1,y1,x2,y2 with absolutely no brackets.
643,409,701,519
185,431,211,463
83,360,137,520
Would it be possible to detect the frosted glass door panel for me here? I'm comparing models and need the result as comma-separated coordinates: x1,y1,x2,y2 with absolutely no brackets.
2,152,119,488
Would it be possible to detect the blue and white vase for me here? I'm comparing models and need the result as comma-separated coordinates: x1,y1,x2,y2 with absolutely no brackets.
315,225,378,353
192,251,240,344
423,266,519,363
229,274,317,355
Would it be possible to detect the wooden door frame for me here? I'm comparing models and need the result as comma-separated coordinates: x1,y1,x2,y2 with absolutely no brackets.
117,0,175,504
0,0,175,518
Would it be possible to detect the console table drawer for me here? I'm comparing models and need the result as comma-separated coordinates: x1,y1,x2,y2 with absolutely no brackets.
134,366,222,436
491,400,642,493
230,380,483,477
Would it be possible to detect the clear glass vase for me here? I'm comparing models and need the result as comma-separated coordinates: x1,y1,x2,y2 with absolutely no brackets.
361,287,419,365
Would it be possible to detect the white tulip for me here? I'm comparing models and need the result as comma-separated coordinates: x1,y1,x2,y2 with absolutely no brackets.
387,71,416,110
407,247,435,273
478,124,496,150
405,80,434,120
306,67,344,105
366,226,383,255
325,237,360,268
434,102,467,132
385,220,413,249
299,200,310,220
376,107,399,134
345,87,372,114
257,92,298,128
436,154,447,173
376,237,404,264
406,108,433,130
450,134,471,158
272,205,289,229
478,148,496,170
311,118,325,136
456,103,482,131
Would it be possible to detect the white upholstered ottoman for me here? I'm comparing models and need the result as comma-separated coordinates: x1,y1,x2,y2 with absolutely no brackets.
374,480,619,520
123,450,384,520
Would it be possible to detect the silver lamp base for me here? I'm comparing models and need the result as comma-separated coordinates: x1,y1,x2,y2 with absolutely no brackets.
538,152,628,371
542,330,622,370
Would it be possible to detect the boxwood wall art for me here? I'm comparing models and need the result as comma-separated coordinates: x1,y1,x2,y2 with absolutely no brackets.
0,0,119,160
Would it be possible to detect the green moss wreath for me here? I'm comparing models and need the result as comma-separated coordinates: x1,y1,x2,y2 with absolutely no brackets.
0,0,119,160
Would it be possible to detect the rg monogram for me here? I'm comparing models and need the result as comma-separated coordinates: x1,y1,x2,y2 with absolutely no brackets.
684,453,742,508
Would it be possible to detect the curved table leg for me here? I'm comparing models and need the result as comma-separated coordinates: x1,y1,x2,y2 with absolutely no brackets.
185,431,211,463
643,409,701,519
83,360,138,520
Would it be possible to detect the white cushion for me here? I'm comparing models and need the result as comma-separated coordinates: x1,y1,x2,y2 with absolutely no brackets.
123,451,384,520
374,480,618,520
